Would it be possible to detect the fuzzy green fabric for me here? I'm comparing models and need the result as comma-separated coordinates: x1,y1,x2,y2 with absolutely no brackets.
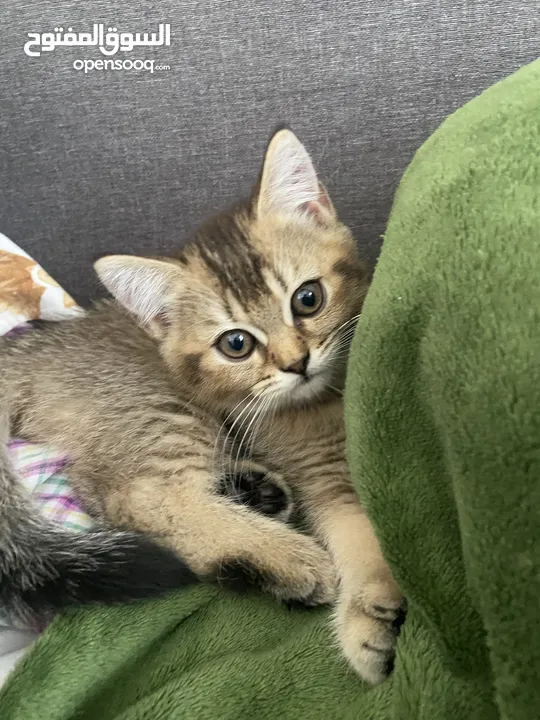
2,60,540,719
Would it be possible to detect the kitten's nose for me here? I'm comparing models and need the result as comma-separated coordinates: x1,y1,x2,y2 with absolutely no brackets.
283,353,310,376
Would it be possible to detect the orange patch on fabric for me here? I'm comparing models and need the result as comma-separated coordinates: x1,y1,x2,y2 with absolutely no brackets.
0,250,44,320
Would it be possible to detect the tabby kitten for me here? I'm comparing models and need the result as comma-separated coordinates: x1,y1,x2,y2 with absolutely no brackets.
0,129,402,683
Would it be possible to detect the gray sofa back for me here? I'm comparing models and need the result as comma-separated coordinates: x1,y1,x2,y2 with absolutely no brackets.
2,1,538,303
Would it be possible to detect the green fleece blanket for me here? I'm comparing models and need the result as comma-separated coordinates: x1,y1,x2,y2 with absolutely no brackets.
3,60,540,719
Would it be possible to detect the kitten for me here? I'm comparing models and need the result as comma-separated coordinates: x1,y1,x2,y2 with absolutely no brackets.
0,129,403,683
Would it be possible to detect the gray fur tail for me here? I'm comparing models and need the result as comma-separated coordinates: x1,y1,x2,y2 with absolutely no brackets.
0,443,197,623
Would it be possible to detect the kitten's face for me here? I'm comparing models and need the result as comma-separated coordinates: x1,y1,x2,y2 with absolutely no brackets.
96,129,368,414
162,216,366,413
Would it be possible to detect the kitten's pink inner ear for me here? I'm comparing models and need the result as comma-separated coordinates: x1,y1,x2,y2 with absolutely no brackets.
153,311,170,326
301,184,335,223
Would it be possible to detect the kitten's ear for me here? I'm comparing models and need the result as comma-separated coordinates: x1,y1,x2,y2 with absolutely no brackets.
94,255,183,325
255,129,336,224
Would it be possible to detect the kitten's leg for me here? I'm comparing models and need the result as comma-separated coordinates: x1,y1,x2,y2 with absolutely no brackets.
295,476,404,684
105,469,335,606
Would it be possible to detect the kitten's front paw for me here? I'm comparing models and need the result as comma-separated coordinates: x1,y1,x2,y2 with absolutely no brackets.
335,583,406,685
218,534,337,606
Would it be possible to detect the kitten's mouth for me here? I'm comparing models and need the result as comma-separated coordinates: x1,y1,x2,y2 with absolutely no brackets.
287,369,330,403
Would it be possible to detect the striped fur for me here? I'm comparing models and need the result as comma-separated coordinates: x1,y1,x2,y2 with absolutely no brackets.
0,129,403,683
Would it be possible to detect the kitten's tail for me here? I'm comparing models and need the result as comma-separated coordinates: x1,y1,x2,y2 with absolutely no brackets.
0,436,196,622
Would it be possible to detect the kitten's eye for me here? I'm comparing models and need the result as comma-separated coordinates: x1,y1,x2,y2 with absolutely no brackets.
291,281,325,317
216,330,256,360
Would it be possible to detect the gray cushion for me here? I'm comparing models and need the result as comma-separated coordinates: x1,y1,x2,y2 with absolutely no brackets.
1,1,538,303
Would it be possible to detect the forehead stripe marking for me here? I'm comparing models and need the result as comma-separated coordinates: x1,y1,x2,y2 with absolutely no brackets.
262,268,287,302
